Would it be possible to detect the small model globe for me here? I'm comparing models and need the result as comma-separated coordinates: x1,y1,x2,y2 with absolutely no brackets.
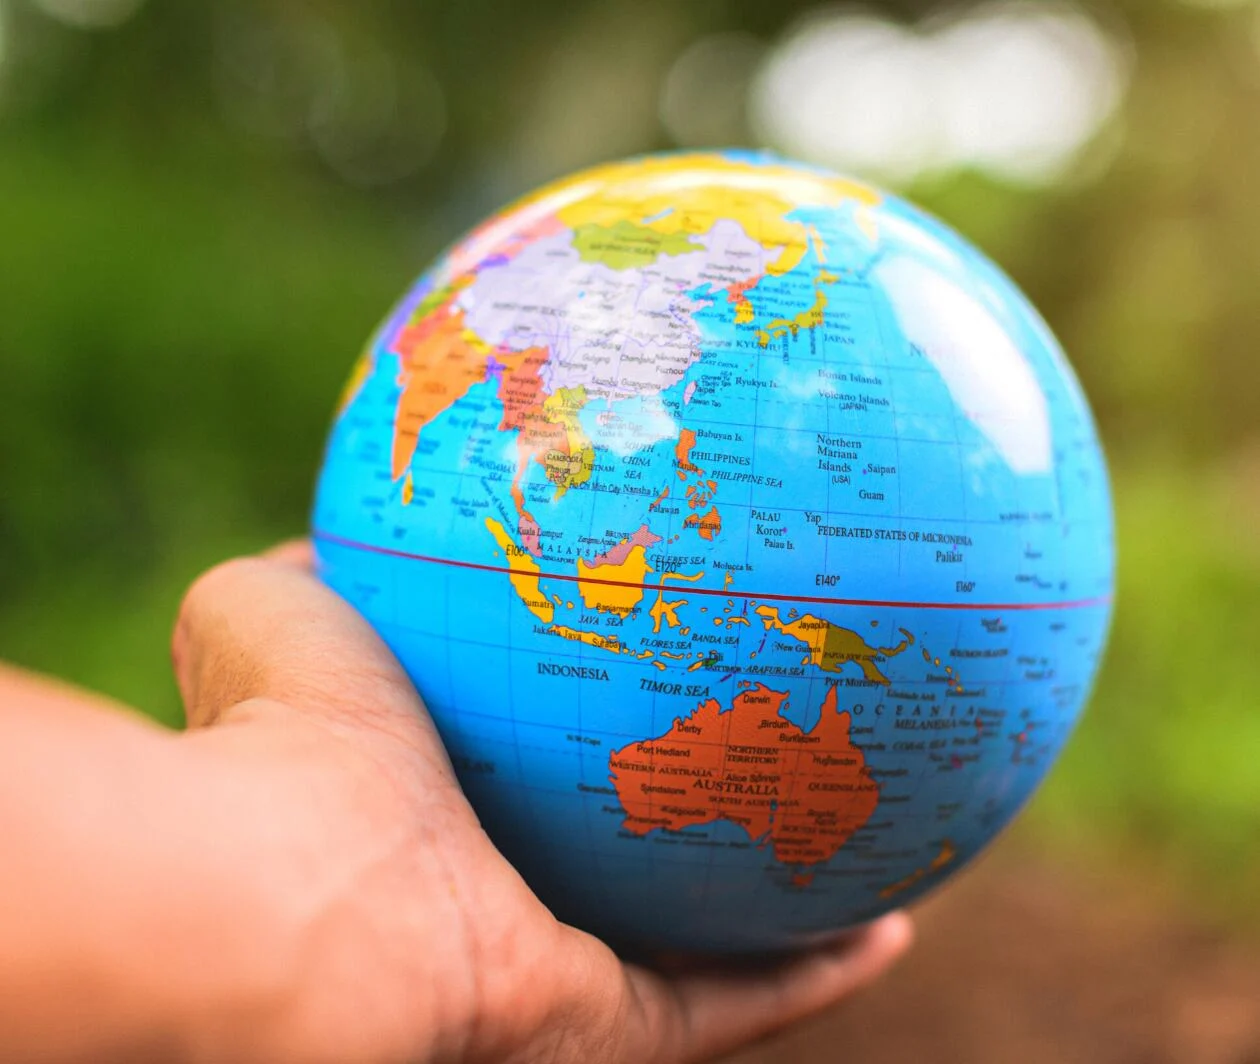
313,152,1114,955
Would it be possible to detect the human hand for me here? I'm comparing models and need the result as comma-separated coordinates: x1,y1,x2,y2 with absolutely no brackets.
164,543,912,1063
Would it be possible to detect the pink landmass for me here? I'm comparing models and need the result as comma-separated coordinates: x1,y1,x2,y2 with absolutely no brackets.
591,524,662,567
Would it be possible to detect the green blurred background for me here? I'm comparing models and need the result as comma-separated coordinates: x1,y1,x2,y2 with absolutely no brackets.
2,0,1258,930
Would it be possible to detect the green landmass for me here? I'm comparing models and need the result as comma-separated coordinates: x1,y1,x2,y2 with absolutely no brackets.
573,220,702,269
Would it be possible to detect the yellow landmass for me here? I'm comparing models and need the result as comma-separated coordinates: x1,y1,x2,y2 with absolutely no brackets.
757,270,839,348
576,545,651,616
548,625,621,654
879,841,957,900
647,569,705,634
809,224,827,263
485,518,553,622
540,386,594,496
755,605,913,683
855,205,879,244
336,350,373,417
651,596,688,634
506,153,881,279
401,471,414,506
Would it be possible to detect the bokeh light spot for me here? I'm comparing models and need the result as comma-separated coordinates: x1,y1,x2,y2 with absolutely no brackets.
935,4,1128,183
307,46,445,188
660,32,766,148
1183,0,1259,9
750,2,1130,186
751,12,935,182
212,7,443,185
211,6,342,144
213,7,343,144
31,0,146,31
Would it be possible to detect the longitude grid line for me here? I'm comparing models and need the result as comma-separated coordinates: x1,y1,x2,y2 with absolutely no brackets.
709,244,772,903
568,261,656,901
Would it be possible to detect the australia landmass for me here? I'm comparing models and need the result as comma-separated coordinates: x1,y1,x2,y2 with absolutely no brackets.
608,683,879,868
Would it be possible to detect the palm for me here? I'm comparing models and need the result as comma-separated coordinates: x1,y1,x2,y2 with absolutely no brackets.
173,545,912,1064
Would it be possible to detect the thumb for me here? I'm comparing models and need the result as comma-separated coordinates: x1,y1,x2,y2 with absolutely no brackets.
172,543,447,769
623,912,914,1064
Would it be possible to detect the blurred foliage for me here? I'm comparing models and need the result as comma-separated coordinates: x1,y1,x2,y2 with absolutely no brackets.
1030,464,1260,920
2,0,1259,920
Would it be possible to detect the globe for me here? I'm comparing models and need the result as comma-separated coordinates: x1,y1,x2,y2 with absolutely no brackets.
313,151,1114,955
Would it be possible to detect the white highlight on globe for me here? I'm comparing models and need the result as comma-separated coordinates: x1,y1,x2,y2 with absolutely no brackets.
877,254,1052,474
750,2,1130,185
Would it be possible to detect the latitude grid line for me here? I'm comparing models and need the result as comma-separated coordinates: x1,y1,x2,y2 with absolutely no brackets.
315,530,1111,614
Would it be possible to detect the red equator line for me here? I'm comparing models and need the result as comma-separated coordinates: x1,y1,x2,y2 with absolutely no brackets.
314,530,1112,613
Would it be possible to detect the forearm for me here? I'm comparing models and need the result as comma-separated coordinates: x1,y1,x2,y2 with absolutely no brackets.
0,667,280,1063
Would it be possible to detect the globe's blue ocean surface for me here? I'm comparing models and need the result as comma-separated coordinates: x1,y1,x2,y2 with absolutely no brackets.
313,152,1114,954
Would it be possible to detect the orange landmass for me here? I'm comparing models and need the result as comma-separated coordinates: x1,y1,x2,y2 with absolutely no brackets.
728,276,759,302
684,505,722,541
671,428,726,542
497,345,550,431
390,305,489,479
493,347,554,552
728,276,760,326
609,683,879,868
492,346,594,550
686,484,713,509
497,347,566,523
675,428,700,475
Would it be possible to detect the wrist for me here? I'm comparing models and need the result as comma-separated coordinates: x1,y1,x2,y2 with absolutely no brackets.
0,712,294,1064
88,736,305,1064
166,722,459,1064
